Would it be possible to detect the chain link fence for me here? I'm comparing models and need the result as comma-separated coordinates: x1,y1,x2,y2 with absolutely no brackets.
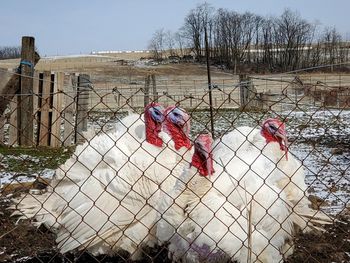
0,67,349,263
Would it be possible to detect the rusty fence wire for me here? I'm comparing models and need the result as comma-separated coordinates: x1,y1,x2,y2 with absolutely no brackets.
0,68,349,263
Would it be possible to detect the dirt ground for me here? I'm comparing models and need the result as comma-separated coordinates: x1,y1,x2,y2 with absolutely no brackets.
286,213,350,263
1,189,349,263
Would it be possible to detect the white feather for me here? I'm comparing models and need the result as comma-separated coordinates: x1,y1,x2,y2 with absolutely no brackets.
11,112,181,259
216,126,332,232
158,155,291,263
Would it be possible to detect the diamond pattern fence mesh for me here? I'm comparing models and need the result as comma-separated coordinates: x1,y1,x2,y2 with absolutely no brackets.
0,68,349,263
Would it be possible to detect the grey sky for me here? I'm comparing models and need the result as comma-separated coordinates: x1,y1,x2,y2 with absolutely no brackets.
1,0,349,56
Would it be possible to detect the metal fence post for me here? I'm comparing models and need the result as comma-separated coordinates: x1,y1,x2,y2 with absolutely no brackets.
76,74,90,143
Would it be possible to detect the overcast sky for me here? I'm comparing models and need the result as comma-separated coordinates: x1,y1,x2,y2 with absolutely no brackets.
1,0,349,56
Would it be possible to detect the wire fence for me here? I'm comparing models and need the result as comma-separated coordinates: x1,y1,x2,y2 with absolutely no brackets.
0,66,349,263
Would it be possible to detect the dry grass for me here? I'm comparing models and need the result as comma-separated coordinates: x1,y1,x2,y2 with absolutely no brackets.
1,55,349,111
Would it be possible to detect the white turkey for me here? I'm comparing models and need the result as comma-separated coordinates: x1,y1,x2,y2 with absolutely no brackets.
157,132,293,263
215,118,332,235
159,118,332,262
154,105,194,243
11,102,191,260
218,118,332,255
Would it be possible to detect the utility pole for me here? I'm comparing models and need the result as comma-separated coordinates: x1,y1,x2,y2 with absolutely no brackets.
205,25,215,138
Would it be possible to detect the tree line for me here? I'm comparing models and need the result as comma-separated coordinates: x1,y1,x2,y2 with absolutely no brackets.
0,46,21,60
148,3,349,73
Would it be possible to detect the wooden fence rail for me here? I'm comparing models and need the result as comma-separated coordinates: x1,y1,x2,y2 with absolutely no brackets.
3,71,90,147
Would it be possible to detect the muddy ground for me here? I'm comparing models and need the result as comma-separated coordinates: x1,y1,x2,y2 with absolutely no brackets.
1,191,349,263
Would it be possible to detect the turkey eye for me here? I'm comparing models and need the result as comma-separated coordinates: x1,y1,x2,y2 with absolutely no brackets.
150,108,161,116
269,125,278,131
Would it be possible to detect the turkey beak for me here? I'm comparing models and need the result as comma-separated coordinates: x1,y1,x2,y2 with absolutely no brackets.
173,113,190,134
197,143,213,176
206,152,214,177
182,113,191,136
157,114,165,124
275,130,289,160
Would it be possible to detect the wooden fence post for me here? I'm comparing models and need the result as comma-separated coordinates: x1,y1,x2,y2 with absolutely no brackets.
239,74,248,107
0,52,40,119
38,71,52,146
32,70,40,145
144,75,150,107
18,36,35,146
63,74,77,146
51,72,64,147
76,74,90,143
0,116,5,144
151,74,158,102
9,98,18,146
239,74,258,110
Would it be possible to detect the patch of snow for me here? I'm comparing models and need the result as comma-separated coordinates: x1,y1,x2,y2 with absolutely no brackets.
14,256,32,262
0,169,55,185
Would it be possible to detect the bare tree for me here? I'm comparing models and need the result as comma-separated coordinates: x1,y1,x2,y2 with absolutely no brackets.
0,46,21,60
212,9,256,72
182,3,214,61
272,9,316,71
148,4,346,73
165,30,176,57
321,27,342,66
174,30,186,57
251,15,264,67
183,7,203,59
148,29,166,61
310,40,322,67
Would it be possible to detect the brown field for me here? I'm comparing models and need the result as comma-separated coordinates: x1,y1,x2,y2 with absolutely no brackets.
1,55,350,112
